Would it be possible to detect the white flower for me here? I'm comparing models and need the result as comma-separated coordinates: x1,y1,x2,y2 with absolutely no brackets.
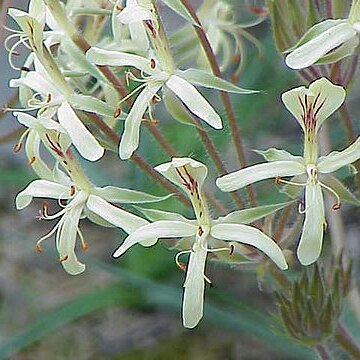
113,157,288,328
217,78,360,265
10,60,106,161
16,171,168,275
285,19,360,69
87,48,256,159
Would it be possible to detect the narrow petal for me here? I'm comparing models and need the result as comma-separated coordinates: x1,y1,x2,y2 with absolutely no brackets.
112,220,197,258
254,148,304,163
93,185,170,203
86,195,148,234
166,75,222,129
10,71,60,97
86,47,153,73
297,184,325,265
216,161,305,192
215,201,294,225
182,247,207,328
57,202,85,275
25,131,53,180
57,102,104,161
318,137,360,173
16,179,70,210
211,224,288,270
119,83,162,159
285,22,356,69
177,69,257,94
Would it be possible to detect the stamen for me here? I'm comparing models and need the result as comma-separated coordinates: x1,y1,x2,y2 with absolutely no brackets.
150,58,156,69
35,243,44,253
58,255,69,262
318,181,341,211
28,156,36,166
276,177,306,187
70,185,76,197
113,106,121,118
13,129,30,153
298,202,306,214
175,250,191,271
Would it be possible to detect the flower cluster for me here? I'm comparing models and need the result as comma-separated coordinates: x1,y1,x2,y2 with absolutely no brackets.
5,0,360,332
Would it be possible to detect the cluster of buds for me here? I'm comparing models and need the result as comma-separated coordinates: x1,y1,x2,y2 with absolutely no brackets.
276,254,352,345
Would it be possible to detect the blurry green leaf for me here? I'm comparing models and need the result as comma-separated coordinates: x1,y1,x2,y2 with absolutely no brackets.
0,285,140,359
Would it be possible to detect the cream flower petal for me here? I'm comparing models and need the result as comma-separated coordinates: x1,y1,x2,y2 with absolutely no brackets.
216,161,305,192
317,137,360,173
86,195,148,234
117,0,152,24
57,198,86,275
16,179,70,210
281,78,346,132
119,83,162,159
10,71,61,99
57,102,104,162
182,247,207,328
166,75,222,129
113,220,197,258
297,184,325,265
285,22,356,69
155,157,208,193
211,223,288,270
86,47,153,73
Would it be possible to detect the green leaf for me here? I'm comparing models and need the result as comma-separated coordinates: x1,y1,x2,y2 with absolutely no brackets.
0,285,139,359
216,200,295,225
177,69,258,94
160,0,200,27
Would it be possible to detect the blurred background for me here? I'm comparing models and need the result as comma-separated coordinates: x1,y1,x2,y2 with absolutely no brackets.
0,0,359,359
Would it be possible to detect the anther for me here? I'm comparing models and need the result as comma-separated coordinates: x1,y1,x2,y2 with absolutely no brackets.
229,244,235,256
70,185,76,197
28,156,36,166
150,58,156,70
275,176,282,185
46,93,52,103
35,243,44,253
58,255,68,262
115,5,124,11
114,106,121,118
41,202,49,217
198,226,204,237
81,241,89,250
152,94,161,103
13,142,22,153
21,66,31,72
332,203,342,211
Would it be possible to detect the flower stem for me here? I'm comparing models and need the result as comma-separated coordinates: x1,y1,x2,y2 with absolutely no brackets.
180,0,257,207
335,323,360,359
315,344,332,360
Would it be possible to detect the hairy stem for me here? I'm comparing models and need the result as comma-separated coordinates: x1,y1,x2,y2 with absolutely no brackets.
180,0,257,207
335,323,360,359
315,344,332,360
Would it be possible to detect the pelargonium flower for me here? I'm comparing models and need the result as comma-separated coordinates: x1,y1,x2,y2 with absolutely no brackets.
113,157,288,328
87,48,256,159
16,168,168,275
285,4,360,70
217,78,360,265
